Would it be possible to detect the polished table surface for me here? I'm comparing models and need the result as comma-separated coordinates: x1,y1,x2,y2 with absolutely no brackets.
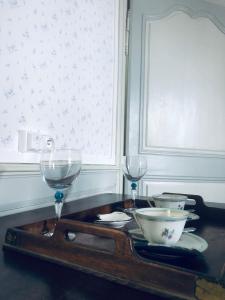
0,194,166,300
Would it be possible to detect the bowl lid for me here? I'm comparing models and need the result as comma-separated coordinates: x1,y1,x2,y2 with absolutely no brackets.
152,194,188,202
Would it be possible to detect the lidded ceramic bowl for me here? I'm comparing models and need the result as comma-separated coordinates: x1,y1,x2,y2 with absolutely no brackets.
134,208,189,245
149,194,188,210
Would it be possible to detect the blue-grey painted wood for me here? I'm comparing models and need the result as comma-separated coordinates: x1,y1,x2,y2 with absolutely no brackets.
126,0,225,199
0,169,118,216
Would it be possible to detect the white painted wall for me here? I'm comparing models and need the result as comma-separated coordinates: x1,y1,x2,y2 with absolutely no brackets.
142,180,225,204
204,0,225,7
126,0,225,205
0,0,121,165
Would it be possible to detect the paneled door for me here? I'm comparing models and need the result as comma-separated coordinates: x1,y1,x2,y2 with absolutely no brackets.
126,0,225,203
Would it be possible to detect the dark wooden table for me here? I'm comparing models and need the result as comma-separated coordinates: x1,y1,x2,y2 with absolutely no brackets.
1,193,225,300
0,194,165,300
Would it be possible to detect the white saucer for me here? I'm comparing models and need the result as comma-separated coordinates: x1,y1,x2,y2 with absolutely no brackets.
129,229,208,252
187,212,200,221
168,232,208,252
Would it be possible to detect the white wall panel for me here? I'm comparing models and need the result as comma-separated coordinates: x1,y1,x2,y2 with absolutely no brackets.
142,179,225,204
142,11,225,156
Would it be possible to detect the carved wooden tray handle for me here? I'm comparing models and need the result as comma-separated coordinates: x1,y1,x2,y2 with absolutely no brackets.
53,219,134,259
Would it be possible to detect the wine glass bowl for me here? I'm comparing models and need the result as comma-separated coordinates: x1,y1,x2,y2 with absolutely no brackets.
122,155,148,211
40,148,81,221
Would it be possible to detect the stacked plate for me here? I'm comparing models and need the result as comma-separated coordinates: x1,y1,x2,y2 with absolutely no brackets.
95,211,132,228
187,212,200,221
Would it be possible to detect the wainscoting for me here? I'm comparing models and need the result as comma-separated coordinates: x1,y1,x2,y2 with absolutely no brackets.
141,178,225,204
0,168,121,216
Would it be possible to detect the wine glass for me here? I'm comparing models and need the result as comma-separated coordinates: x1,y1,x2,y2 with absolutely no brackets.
40,148,81,223
122,155,148,211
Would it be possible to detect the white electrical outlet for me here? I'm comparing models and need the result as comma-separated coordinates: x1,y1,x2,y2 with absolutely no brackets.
18,130,54,152
27,131,42,151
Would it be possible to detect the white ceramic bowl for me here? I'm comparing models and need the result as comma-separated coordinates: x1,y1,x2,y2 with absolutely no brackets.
134,208,189,245
148,194,188,210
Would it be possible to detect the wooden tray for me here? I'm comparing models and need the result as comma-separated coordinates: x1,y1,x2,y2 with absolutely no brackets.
3,195,225,300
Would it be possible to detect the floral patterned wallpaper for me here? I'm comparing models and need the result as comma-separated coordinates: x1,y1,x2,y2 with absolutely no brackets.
0,0,117,163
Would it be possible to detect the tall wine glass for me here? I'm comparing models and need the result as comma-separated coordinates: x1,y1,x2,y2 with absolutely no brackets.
40,148,81,221
122,155,148,211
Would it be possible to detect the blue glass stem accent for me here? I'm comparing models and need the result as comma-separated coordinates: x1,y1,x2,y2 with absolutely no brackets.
131,182,137,206
54,191,64,219
55,191,64,203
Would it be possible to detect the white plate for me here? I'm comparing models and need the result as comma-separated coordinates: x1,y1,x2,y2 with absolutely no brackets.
187,212,200,221
129,229,208,252
95,211,132,228
95,219,131,228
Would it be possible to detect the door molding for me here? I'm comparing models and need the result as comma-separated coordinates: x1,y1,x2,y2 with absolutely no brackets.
139,5,225,158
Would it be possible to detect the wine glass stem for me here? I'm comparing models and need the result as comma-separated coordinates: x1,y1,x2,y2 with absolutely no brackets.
131,182,137,208
54,191,64,220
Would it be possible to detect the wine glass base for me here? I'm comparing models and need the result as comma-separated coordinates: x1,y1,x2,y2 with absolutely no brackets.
65,231,76,241
42,229,76,241
42,231,54,237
